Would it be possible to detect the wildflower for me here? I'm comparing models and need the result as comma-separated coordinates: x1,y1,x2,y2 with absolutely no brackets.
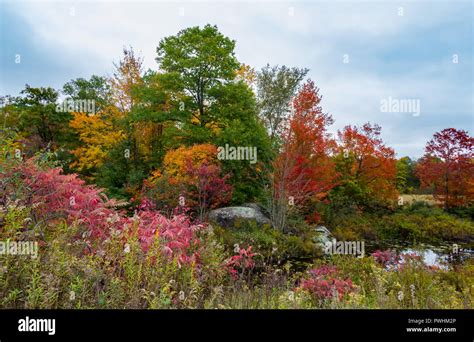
397,291,404,301
225,246,255,278
309,265,338,278
297,266,354,301
124,243,130,254
288,291,295,302
69,290,76,301
372,249,399,268
179,291,185,301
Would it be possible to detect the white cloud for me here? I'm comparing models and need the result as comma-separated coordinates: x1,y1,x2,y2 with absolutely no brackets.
5,0,472,158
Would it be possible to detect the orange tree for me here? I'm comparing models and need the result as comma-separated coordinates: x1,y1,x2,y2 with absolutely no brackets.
142,144,232,219
331,122,398,211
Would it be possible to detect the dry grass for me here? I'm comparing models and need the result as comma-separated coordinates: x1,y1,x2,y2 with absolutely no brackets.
400,194,440,206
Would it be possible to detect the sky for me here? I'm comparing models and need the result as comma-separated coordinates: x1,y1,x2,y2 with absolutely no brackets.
0,0,472,158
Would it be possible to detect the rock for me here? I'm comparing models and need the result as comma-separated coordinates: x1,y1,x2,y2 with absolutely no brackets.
313,225,333,247
240,203,270,217
208,205,272,229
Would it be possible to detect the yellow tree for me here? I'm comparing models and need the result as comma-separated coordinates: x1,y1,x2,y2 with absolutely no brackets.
161,144,219,182
235,63,257,87
110,47,144,113
69,106,125,173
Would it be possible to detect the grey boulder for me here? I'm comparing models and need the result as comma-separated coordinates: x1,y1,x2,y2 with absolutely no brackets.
313,225,333,247
208,205,272,229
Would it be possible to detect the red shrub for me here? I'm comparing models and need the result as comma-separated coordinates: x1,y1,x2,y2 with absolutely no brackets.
372,249,400,268
224,246,255,279
297,266,354,301
4,158,205,266
17,159,123,239
129,208,204,267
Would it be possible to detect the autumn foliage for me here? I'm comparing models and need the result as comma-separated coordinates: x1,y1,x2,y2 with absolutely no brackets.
69,107,125,173
0,156,204,265
160,144,219,182
271,80,337,228
143,144,232,219
416,128,474,208
297,266,354,301
336,123,398,205
0,24,472,311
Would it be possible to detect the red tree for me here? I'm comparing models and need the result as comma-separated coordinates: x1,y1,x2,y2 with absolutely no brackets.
185,160,233,221
271,80,337,229
416,128,474,208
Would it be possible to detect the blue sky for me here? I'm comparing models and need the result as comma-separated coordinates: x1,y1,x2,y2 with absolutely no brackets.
0,0,472,158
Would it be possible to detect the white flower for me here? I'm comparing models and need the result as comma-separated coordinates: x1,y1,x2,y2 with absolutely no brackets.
288,291,295,302
69,290,76,301
124,243,130,254
179,291,185,301
397,291,404,301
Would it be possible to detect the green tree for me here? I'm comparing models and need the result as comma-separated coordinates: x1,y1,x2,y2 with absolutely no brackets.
213,82,273,202
156,24,240,129
5,85,73,154
155,25,273,203
396,156,420,193
62,75,112,112
256,64,308,140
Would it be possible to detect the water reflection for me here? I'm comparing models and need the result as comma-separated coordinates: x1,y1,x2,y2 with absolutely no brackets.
367,242,473,269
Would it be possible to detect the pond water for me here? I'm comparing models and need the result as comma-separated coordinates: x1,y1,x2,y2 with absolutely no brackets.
367,242,473,269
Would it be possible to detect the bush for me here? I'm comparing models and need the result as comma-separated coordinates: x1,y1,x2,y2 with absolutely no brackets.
330,207,474,245
213,220,320,267
0,219,228,308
